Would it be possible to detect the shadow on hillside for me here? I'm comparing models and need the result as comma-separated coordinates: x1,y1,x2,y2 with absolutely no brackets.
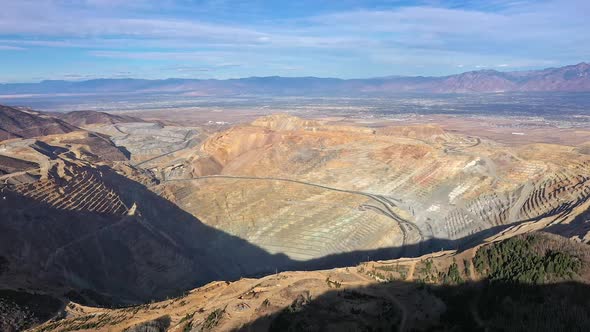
545,208,590,241
0,289,66,332
234,279,590,332
1,161,588,311
0,166,291,306
281,216,557,276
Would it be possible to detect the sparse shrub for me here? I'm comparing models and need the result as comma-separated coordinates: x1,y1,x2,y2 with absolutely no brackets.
287,292,312,313
441,259,463,284
179,312,194,324
400,270,408,280
418,258,437,282
463,259,471,277
182,321,193,332
201,306,226,331
325,276,342,288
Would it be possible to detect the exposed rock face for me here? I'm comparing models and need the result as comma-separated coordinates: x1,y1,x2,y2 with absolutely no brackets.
0,105,78,141
0,140,291,305
154,115,590,262
155,178,403,261
90,122,202,164
0,155,37,175
46,131,131,162
0,175,286,305
251,114,323,131
377,124,450,143
10,163,130,215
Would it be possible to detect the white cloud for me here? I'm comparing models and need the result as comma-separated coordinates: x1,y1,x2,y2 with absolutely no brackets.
2,0,587,57
0,0,587,78
305,1,588,53
88,50,234,61
0,1,267,43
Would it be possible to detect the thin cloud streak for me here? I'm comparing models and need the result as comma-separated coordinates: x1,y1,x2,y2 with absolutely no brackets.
0,45,26,50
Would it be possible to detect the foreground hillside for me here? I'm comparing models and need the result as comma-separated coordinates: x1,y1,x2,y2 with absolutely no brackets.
28,232,590,331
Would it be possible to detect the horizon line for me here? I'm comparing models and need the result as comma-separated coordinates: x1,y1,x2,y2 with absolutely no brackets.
2,62,587,85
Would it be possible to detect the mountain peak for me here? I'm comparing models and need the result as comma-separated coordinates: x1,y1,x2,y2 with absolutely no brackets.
573,62,590,70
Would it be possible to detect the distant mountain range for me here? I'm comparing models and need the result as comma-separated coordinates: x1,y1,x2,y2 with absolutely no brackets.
1,63,589,96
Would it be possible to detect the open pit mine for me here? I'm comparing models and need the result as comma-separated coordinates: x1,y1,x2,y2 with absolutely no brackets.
155,114,590,259
1,106,590,331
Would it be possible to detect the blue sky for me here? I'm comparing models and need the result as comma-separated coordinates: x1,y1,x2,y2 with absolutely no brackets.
0,0,588,82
